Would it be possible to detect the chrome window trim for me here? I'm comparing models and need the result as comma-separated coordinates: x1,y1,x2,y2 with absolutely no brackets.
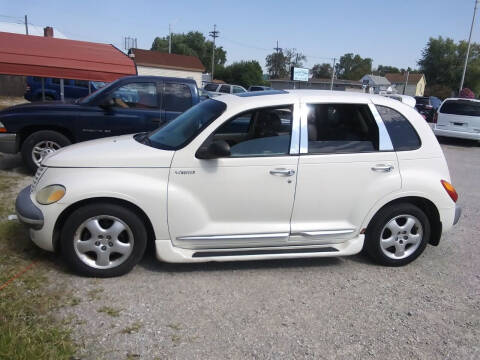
368,102,394,151
293,229,355,237
289,102,301,154
177,232,289,241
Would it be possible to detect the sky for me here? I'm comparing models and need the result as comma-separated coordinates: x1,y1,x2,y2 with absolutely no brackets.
1,0,479,72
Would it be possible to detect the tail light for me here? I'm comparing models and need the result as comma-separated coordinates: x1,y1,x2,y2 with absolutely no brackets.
441,180,458,202
433,112,438,123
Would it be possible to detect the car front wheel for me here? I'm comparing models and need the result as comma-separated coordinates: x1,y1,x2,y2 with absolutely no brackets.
364,203,430,266
61,203,147,277
21,130,71,172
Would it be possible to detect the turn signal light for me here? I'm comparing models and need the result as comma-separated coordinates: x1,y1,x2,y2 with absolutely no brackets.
0,127,6,133
441,180,458,203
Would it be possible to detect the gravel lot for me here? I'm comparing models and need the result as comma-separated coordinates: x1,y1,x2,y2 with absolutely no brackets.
1,138,479,360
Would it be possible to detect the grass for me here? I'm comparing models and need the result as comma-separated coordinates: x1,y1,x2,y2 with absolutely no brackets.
87,287,104,301
97,306,122,317
121,322,143,334
0,172,76,359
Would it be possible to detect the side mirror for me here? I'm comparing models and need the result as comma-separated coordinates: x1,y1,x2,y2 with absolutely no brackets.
196,140,231,159
99,98,115,109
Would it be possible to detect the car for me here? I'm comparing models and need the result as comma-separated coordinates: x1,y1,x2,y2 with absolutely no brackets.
383,94,416,108
414,96,442,123
24,76,106,102
203,83,247,95
15,90,461,277
248,85,272,92
433,97,480,141
0,76,200,172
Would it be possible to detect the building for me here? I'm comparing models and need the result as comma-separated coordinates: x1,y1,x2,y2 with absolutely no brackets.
385,73,426,96
359,74,392,94
130,48,205,87
269,78,363,92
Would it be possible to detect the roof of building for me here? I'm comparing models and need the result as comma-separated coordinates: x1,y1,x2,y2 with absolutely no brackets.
360,74,391,86
385,73,425,85
0,31,136,82
0,22,67,39
131,48,205,72
270,78,362,86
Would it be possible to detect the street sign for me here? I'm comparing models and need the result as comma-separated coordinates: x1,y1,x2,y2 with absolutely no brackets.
291,67,309,82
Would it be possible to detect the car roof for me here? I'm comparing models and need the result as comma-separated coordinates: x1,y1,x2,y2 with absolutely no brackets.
119,75,196,84
442,97,480,103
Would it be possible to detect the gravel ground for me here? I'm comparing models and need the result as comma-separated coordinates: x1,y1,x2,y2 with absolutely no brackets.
1,139,479,360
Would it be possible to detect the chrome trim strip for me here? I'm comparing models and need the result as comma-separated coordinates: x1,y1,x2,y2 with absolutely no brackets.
177,232,290,241
294,229,355,237
368,103,394,151
299,103,309,154
289,102,300,154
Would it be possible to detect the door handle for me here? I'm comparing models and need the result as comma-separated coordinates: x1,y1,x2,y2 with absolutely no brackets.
270,168,295,177
371,164,394,172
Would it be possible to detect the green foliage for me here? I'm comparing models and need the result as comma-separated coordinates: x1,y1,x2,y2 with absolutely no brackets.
215,60,265,88
151,31,227,72
335,53,373,80
373,65,400,76
312,63,333,79
265,49,307,79
418,36,480,96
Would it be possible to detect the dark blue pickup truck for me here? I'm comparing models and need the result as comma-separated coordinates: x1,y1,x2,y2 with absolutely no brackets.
24,77,107,102
0,76,200,171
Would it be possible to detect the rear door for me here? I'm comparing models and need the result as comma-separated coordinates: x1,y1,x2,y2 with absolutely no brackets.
162,82,193,124
437,99,480,134
290,100,401,245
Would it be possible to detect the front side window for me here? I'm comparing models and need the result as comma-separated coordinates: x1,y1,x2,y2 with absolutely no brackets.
74,80,89,88
108,82,158,109
147,99,226,150
376,106,421,151
306,103,379,154
232,86,246,94
440,100,480,116
219,85,230,93
204,105,293,157
164,83,192,112
204,83,218,92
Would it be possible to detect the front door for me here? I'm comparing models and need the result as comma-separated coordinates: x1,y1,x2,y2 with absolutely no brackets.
168,103,300,250
290,101,401,245
162,82,194,124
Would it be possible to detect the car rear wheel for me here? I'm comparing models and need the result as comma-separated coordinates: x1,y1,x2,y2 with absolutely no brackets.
61,203,147,277
364,203,430,266
21,130,71,172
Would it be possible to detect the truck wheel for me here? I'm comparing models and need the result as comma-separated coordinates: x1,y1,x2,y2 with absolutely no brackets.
61,203,148,277
364,203,430,266
21,130,71,172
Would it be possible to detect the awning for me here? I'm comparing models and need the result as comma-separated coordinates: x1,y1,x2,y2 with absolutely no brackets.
0,32,137,82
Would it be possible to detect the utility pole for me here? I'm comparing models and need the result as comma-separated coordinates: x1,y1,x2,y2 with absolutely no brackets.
330,58,336,90
24,15,28,35
402,71,409,95
274,40,282,78
209,24,219,80
460,0,479,93
169,24,172,54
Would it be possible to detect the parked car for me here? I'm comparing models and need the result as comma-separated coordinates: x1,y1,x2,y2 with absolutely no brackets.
248,85,272,92
15,90,461,277
383,94,416,108
414,96,442,122
0,76,200,172
433,97,480,141
25,77,106,102
203,83,247,95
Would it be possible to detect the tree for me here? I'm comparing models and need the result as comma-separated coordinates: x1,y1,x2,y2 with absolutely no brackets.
373,65,400,76
265,49,307,79
312,63,333,78
151,31,227,72
335,53,373,80
215,61,265,88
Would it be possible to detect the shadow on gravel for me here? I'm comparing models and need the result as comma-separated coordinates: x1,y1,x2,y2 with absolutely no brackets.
437,136,480,148
0,153,30,175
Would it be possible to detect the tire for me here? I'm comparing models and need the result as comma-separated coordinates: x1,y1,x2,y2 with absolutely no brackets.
21,130,71,173
364,203,430,266
61,203,148,277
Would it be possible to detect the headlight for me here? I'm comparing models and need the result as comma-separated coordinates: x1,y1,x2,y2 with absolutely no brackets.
36,185,66,205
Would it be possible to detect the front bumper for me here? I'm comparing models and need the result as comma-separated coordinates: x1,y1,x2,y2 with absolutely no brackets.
0,133,17,154
15,185,43,230
453,205,462,225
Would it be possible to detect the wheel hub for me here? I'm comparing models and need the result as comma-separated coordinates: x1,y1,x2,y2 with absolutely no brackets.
379,214,423,260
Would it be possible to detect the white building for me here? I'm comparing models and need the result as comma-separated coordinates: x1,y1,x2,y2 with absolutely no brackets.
130,48,205,87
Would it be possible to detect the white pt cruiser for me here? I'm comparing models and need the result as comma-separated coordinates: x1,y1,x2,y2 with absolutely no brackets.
16,90,461,277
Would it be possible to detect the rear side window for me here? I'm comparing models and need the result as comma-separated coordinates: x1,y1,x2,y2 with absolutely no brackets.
219,85,230,93
164,83,192,112
204,83,218,91
306,103,379,154
376,105,421,151
440,100,480,116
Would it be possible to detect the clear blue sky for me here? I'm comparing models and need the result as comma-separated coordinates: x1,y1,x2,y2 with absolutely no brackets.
1,0,478,71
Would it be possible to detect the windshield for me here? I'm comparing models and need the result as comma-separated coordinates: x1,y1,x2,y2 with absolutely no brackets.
147,99,227,150
79,79,121,104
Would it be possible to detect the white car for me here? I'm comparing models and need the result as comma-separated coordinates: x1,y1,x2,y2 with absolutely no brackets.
434,98,480,140
16,90,461,277
203,83,247,95
383,94,416,108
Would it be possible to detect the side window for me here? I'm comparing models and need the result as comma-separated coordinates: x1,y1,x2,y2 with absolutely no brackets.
219,85,230,93
108,82,158,109
204,83,218,92
164,83,192,112
52,78,72,85
376,106,421,151
440,100,480,116
232,86,245,94
208,105,293,157
306,103,379,154
74,80,89,88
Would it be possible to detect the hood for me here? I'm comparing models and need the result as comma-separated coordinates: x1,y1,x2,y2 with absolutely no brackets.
0,100,79,115
43,134,174,168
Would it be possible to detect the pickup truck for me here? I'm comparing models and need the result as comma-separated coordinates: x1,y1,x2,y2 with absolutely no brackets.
0,76,200,171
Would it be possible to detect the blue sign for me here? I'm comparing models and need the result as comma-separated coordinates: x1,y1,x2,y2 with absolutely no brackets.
291,67,309,82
